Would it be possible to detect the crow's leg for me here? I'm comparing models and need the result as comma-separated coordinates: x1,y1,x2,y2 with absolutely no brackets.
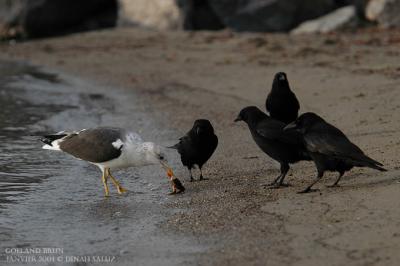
264,163,290,188
276,164,290,187
263,174,281,187
298,170,324,194
327,171,345,187
199,167,208,181
188,168,194,182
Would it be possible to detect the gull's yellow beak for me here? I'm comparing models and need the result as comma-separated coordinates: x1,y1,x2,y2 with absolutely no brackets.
167,168,174,178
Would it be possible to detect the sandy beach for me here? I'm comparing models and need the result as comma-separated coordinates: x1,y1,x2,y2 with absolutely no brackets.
1,28,400,265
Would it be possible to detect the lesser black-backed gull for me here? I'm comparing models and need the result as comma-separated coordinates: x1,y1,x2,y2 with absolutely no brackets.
40,127,185,196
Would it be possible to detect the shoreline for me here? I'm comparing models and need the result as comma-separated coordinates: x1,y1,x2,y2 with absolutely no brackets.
0,60,207,266
1,28,400,265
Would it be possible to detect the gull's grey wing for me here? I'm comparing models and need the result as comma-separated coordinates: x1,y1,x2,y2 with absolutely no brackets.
59,127,123,163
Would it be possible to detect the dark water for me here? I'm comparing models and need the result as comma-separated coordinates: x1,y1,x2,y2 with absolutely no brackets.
0,63,71,208
0,61,203,266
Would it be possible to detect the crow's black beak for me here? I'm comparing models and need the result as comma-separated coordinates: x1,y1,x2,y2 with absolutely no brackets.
234,116,242,122
283,122,297,131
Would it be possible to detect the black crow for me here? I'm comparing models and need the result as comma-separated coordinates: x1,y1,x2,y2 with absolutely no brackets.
170,119,218,181
284,112,387,193
266,72,300,124
235,106,310,187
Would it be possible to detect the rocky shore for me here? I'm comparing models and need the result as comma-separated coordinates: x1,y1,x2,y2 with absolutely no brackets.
2,0,400,39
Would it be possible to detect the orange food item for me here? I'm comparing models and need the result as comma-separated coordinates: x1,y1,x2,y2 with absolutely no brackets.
167,168,174,178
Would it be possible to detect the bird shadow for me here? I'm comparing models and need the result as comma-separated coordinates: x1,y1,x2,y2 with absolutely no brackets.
325,170,400,192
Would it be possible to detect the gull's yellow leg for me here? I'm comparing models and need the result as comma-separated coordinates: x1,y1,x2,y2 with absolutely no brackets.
106,168,127,194
102,170,110,197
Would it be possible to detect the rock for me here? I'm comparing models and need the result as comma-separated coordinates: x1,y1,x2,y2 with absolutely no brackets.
366,0,400,27
118,0,181,30
24,0,118,38
0,0,26,39
336,0,369,18
366,0,386,21
0,0,118,39
176,0,369,32
291,6,358,34
207,0,340,32
0,0,25,25
177,0,225,30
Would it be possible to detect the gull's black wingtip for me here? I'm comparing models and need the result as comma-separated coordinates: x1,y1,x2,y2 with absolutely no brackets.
38,133,67,146
27,134,46,142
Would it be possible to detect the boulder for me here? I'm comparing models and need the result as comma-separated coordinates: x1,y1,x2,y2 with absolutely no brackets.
0,0,118,39
118,0,181,30
366,0,400,27
207,0,340,32
24,0,118,38
176,0,224,30
0,0,26,39
335,0,369,17
0,0,25,25
366,0,386,21
291,6,358,34
176,0,370,32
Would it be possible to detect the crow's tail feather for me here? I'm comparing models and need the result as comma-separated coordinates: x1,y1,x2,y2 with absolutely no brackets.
350,155,387,172
360,155,387,172
368,163,387,172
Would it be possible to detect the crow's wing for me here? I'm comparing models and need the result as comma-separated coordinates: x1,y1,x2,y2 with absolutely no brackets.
289,91,300,111
169,128,191,149
255,118,303,145
266,91,300,114
172,132,199,158
304,123,383,167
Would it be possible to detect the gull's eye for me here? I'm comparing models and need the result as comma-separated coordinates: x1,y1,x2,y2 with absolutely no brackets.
159,155,164,160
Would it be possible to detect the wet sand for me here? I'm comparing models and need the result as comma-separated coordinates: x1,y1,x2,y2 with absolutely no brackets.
1,28,400,265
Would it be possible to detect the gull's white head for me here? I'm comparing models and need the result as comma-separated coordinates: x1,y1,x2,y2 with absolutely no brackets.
141,142,167,165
